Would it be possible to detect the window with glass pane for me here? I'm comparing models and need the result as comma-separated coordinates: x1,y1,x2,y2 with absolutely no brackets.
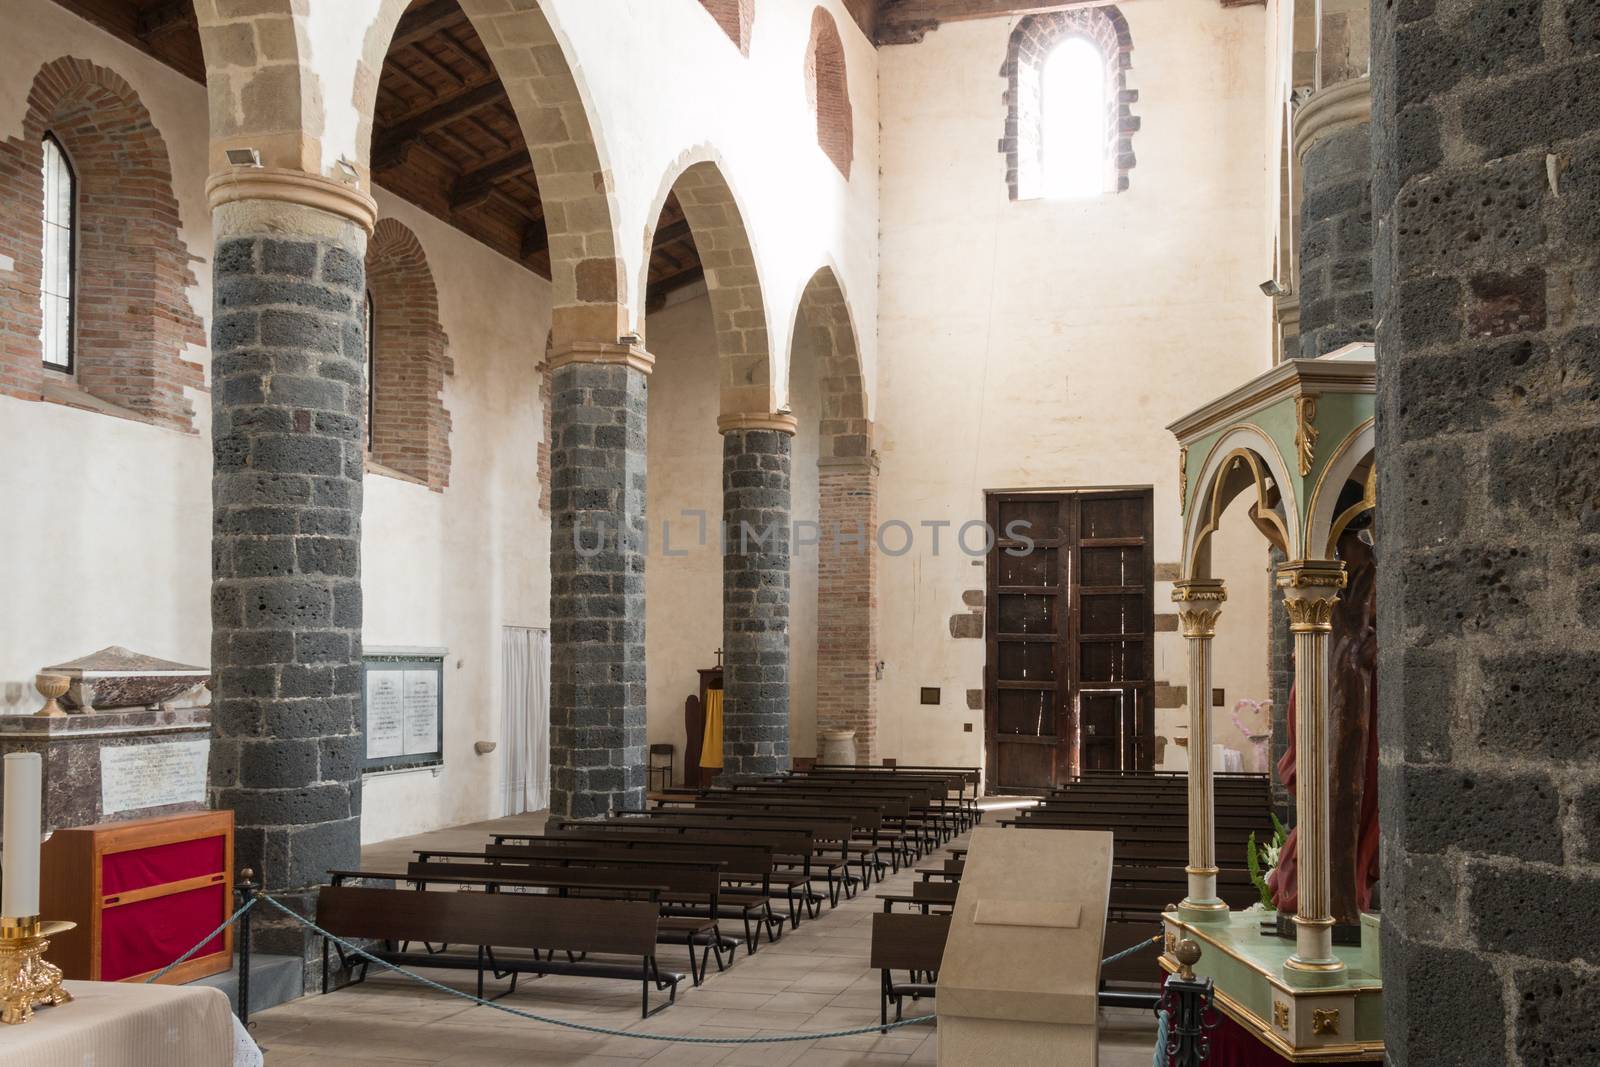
1040,38,1107,199
40,134,76,371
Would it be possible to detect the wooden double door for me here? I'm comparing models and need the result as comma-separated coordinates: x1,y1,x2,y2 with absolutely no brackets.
983,489,1155,793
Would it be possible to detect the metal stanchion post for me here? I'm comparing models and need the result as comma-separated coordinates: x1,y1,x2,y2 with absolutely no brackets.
235,868,257,1027
1156,939,1218,1066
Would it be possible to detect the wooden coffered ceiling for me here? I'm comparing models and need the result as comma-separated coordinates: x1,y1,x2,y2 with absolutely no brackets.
49,0,705,307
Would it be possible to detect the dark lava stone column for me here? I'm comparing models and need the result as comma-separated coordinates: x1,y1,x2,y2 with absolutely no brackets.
1374,2,1600,1063
1295,79,1375,358
547,350,650,818
720,421,794,779
207,199,368,969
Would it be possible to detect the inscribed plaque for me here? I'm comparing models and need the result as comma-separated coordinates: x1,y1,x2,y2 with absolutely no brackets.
366,671,406,759
100,740,209,815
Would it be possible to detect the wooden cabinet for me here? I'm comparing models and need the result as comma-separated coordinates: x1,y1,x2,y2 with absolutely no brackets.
41,810,234,984
683,666,723,789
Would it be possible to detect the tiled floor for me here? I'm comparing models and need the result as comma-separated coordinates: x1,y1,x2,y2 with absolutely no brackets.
250,816,1159,1065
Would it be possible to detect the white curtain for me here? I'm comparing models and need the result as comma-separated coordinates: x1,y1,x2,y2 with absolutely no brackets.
501,626,550,814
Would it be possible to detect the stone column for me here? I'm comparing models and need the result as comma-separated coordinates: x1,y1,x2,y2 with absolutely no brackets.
547,343,652,819
719,414,796,779
1277,559,1347,986
1174,578,1227,922
205,173,376,970
816,454,878,763
1293,0,1371,357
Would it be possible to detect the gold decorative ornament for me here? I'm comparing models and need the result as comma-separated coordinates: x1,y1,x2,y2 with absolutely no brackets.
1273,1000,1290,1031
1277,561,1347,633
0,917,75,1025
1312,1007,1341,1036
1282,595,1338,633
1164,929,1178,955
1294,394,1319,476
1173,579,1226,639
1178,446,1189,516
32,674,69,718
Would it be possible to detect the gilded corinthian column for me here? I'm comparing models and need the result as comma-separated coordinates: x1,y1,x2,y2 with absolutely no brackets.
1278,559,1348,986
1173,578,1227,922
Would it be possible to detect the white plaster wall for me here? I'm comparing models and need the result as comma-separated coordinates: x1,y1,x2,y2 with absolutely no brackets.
642,287,822,775
0,1,550,845
874,1,1274,772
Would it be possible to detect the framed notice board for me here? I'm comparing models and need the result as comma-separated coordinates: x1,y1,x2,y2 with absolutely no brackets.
363,650,444,773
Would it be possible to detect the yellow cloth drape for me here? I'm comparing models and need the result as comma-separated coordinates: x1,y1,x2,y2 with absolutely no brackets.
699,688,724,769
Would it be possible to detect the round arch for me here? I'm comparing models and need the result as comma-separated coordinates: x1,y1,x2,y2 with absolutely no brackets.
640,150,776,421
357,0,627,347
1306,417,1375,561
1183,425,1302,579
194,0,323,176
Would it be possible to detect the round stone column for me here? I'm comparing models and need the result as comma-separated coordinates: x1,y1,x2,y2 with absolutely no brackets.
547,342,653,819
719,413,796,780
204,171,376,970
1294,76,1373,357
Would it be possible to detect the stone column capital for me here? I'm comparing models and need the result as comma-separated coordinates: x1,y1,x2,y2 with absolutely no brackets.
1293,76,1371,163
206,167,378,234
1173,578,1227,638
547,340,655,375
1277,559,1347,632
717,411,798,436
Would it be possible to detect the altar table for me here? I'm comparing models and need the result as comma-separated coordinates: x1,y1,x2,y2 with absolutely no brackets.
0,980,245,1067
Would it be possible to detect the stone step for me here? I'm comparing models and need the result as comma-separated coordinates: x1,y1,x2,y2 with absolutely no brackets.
191,952,304,1016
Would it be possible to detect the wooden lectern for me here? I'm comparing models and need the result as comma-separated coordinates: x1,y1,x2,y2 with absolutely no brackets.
937,826,1113,1066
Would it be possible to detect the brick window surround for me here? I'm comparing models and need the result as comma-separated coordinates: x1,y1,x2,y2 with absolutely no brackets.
696,0,755,54
1000,8,1139,200
805,7,853,179
364,218,453,491
0,56,204,427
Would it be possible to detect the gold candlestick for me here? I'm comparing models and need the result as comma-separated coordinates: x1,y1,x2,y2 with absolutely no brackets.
0,916,75,1024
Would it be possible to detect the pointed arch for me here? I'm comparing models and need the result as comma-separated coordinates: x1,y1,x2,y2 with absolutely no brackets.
791,265,869,461
357,0,627,347
643,154,775,420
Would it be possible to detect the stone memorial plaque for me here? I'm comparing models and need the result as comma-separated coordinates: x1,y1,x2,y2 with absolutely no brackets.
403,671,438,754
100,739,209,815
366,671,406,760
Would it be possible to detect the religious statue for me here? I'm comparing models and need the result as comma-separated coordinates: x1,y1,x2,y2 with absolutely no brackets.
1268,525,1379,922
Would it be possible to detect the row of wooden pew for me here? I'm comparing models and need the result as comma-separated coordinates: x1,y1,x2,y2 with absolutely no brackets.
1001,769,1274,986
310,764,983,1018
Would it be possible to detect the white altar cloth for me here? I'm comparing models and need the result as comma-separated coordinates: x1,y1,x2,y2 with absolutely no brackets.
0,980,242,1067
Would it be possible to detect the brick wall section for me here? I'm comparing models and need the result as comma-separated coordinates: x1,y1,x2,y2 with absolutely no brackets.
806,7,854,179
365,218,453,490
817,459,878,760
1373,3,1600,1063
207,220,367,969
0,57,203,423
1000,9,1138,199
1297,119,1373,356
721,428,793,778
696,0,755,54
547,361,648,817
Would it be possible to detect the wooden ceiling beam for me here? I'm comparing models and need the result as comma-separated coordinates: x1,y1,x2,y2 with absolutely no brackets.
389,0,471,52
136,0,195,40
520,217,549,261
449,149,534,210
372,78,506,169
651,217,694,248
646,264,707,313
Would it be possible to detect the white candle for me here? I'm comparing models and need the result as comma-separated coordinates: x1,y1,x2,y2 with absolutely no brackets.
2,753,42,919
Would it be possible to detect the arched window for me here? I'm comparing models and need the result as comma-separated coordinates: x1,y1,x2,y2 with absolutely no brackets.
1041,39,1107,198
1001,8,1138,201
40,133,76,372
806,7,852,179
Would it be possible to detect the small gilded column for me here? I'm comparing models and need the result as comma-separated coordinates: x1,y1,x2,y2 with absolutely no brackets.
1173,578,1227,922
1278,559,1348,986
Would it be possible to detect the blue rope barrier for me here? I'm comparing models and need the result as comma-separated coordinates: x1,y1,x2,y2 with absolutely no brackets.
146,891,1165,1046
144,896,259,985
1153,1008,1170,1067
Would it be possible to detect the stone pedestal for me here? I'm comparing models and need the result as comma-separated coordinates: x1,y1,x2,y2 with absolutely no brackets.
817,727,856,766
0,707,211,833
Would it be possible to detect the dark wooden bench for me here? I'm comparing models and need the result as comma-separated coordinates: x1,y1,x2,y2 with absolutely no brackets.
871,911,948,1028
314,883,682,1017
877,879,959,914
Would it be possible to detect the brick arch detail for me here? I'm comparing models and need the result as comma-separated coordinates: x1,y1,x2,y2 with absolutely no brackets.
805,7,853,179
999,7,1139,199
365,218,453,491
358,0,628,349
664,160,774,419
0,56,205,424
793,266,876,761
696,0,755,54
